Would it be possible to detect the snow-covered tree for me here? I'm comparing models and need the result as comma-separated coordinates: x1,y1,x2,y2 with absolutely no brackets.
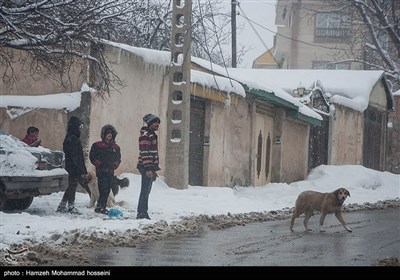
328,0,400,91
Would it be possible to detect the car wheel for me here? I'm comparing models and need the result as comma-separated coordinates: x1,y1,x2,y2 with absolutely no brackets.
3,196,34,211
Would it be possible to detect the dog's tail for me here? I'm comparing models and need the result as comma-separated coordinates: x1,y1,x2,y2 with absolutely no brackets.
119,177,129,188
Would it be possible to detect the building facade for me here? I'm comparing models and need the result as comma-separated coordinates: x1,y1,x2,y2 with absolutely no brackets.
253,0,398,173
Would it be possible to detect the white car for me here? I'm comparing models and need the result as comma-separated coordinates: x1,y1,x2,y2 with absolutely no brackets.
0,130,68,211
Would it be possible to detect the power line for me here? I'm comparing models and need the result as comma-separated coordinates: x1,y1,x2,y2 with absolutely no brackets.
237,3,271,51
237,9,353,51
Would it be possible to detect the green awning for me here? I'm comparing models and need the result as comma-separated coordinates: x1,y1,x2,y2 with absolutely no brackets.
288,111,322,127
242,84,322,127
243,85,298,110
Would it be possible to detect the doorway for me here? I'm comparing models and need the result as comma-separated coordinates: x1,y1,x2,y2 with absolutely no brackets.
253,106,274,186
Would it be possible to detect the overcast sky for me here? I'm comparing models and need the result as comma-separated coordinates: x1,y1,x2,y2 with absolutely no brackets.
222,0,277,68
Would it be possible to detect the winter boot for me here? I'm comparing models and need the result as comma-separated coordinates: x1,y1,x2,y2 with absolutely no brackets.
68,207,80,215
56,202,68,213
94,207,109,215
67,203,80,215
136,212,150,220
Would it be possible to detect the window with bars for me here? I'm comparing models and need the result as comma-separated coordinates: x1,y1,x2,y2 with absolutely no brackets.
312,61,350,70
315,13,350,43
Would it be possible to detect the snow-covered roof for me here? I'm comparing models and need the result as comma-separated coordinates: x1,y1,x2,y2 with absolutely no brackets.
104,40,246,98
107,40,389,119
191,58,322,120
191,58,390,113
104,41,321,121
104,40,171,66
191,70,245,98
3,41,390,123
0,83,94,119
228,69,388,112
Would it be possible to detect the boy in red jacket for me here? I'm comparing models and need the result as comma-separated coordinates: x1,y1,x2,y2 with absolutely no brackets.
89,124,121,215
21,126,41,147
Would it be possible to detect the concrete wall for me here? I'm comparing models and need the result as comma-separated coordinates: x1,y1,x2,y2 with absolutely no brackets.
280,117,309,183
0,46,257,187
0,49,84,151
0,49,84,96
206,99,251,187
87,45,170,177
1,45,328,187
91,45,254,187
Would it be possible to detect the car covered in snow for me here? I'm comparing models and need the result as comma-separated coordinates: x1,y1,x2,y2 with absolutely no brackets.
0,130,68,211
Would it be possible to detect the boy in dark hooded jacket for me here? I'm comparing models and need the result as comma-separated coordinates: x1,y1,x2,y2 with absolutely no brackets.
57,116,91,214
89,124,121,215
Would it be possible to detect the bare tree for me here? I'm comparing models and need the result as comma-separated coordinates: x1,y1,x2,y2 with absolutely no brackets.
0,0,242,98
191,0,242,68
117,0,244,68
326,0,400,91
112,0,172,51
0,0,137,98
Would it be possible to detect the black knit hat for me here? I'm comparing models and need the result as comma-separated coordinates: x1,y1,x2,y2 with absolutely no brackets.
143,114,160,126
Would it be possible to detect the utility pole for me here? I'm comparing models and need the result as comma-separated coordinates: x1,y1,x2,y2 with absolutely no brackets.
231,0,237,68
164,0,192,189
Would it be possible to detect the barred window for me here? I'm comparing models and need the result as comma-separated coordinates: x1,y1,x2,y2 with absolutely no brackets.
315,13,350,43
312,61,349,70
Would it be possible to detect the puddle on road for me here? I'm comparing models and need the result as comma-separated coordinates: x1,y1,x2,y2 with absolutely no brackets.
89,232,217,266
86,209,400,266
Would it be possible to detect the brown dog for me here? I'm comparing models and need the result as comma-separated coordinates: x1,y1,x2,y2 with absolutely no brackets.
87,171,129,208
290,188,352,232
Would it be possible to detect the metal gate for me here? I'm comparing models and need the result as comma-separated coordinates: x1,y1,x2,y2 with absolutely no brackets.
308,87,330,172
363,107,383,170
308,116,329,172
189,98,206,186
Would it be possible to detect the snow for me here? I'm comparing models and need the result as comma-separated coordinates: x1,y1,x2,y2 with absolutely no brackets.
1,127,399,249
0,165,399,250
191,70,246,97
104,40,171,66
103,40,390,117
0,83,95,119
225,69,387,112
0,134,67,177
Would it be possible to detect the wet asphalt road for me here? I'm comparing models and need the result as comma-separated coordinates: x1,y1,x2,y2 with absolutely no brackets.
88,208,400,266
